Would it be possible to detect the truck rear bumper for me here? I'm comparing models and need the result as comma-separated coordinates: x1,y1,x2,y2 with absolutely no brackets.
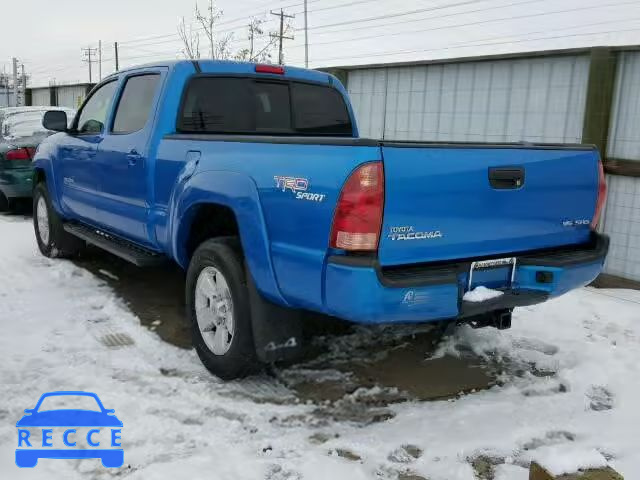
323,233,609,324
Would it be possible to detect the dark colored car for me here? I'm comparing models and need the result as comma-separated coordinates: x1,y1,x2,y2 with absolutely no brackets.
0,107,75,211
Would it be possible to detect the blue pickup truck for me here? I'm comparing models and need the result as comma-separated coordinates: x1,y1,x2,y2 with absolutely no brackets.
33,60,608,379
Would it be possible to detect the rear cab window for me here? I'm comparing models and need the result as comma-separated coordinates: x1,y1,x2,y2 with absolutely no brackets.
178,76,352,136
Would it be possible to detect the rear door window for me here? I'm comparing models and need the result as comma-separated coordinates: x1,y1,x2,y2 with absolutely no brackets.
178,77,352,136
112,74,160,134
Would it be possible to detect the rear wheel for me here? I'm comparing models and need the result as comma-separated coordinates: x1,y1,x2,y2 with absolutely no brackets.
33,183,84,258
186,238,260,380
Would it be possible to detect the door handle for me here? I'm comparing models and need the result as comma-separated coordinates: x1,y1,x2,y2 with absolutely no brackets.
126,149,142,166
488,167,525,189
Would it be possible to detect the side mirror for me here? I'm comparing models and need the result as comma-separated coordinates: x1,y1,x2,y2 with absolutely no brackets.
104,409,115,414
23,409,35,414
42,110,68,132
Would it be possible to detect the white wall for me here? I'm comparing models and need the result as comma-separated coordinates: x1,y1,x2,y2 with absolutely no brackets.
0,88,16,107
30,88,51,107
56,85,86,109
347,55,590,143
602,51,640,282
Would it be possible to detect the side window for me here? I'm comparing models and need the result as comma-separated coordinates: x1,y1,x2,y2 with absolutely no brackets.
253,82,291,132
291,83,352,135
112,74,160,134
179,78,254,133
76,81,118,134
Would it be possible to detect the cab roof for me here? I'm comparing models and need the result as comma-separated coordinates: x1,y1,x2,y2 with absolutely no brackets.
106,59,334,86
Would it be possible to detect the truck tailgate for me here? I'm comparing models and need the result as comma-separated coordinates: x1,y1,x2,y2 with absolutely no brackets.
378,143,599,266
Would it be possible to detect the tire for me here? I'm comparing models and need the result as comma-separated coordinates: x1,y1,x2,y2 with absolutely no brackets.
33,183,84,258
0,192,8,212
186,237,260,380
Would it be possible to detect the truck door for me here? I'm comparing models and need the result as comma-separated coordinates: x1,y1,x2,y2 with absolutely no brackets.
93,72,162,244
58,80,118,222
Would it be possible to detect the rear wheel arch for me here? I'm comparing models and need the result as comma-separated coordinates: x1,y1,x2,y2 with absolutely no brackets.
172,173,286,306
180,202,241,264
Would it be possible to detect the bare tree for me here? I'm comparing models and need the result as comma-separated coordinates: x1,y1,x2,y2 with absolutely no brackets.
178,16,200,60
179,1,289,63
235,18,279,63
195,0,233,60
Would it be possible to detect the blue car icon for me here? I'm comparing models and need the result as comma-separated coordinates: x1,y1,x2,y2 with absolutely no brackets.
16,391,123,468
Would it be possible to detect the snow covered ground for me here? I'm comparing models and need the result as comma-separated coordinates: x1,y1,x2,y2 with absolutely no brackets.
1,214,639,479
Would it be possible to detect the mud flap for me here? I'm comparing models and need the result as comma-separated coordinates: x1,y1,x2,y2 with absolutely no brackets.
247,270,304,364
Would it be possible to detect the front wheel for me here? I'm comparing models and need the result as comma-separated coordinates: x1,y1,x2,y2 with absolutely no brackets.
33,183,84,258
186,238,260,380
0,192,8,212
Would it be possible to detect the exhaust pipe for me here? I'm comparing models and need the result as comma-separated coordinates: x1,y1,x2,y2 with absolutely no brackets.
464,309,512,330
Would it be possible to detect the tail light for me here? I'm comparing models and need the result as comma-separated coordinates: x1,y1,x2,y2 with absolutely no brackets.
591,159,607,229
5,148,35,161
330,162,384,251
255,64,284,74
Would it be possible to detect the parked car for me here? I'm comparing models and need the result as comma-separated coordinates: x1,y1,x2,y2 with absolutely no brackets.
0,106,75,210
32,60,608,379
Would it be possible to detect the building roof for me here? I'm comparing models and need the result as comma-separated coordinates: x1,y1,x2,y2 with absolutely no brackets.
320,44,640,71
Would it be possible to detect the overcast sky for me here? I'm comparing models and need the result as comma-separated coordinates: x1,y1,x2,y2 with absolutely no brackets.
2,0,639,87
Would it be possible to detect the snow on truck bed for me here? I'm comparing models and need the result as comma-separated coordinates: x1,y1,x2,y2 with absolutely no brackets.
0,214,639,480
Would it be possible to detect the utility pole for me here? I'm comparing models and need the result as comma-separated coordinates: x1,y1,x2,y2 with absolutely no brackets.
12,57,18,107
98,40,102,80
81,46,98,83
248,22,255,60
304,0,309,68
270,9,294,65
1,67,9,107
114,42,119,71
20,63,26,106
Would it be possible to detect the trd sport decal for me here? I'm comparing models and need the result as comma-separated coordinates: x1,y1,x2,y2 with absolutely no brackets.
274,175,325,203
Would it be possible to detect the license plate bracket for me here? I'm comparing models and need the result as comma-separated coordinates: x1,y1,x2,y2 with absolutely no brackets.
467,257,517,291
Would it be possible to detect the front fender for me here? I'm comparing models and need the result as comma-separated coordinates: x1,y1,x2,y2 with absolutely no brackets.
170,170,287,307
32,140,63,216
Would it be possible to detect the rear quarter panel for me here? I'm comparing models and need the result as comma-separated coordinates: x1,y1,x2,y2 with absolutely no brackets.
155,137,380,309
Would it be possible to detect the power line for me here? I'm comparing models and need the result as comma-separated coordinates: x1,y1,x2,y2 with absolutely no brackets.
312,25,640,65
446,15,640,48
294,0,639,49
117,0,319,47
294,0,387,15
285,14,640,53
297,0,489,31
114,17,278,51
22,0,640,84
299,0,548,37
80,0,491,54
